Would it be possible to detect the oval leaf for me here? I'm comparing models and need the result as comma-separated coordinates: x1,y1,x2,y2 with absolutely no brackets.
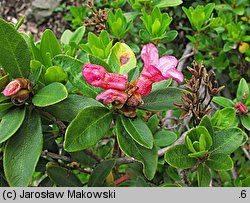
121,116,153,149
4,110,43,186
53,55,102,98
32,82,68,107
88,159,116,187
140,87,183,111
116,117,158,180
107,42,137,74
0,106,26,144
164,144,197,169
64,106,113,152
45,94,103,122
46,163,82,187
0,18,31,78
210,128,247,154
40,29,61,66
0,102,13,113
206,153,233,171
197,164,211,187
154,130,177,147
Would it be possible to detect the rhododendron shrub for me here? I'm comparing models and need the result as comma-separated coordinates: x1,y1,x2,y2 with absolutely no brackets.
0,0,249,187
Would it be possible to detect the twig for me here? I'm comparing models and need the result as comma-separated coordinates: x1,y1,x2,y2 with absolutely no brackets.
38,108,67,134
42,150,72,162
241,146,250,160
84,149,102,163
173,44,193,88
230,168,237,180
116,157,137,166
113,174,132,186
158,131,187,157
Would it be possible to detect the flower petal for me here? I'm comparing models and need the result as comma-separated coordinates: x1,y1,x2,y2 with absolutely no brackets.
96,89,128,105
2,80,22,96
157,56,178,74
82,63,128,90
164,68,184,83
137,65,165,96
141,43,159,68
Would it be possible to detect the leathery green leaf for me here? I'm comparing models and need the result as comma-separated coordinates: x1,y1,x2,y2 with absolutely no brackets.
64,106,112,152
4,110,43,186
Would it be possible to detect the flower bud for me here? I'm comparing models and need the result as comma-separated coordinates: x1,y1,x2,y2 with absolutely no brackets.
11,89,30,106
2,80,22,96
96,89,128,105
82,64,128,90
235,102,248,114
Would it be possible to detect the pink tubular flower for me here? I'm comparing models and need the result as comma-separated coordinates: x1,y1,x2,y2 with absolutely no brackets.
82,63,129,105
96,89,128,105
82,64,128,91
3,80,22,96
137,43,184,96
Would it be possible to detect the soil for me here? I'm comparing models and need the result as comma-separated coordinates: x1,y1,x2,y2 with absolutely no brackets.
0,0,82,41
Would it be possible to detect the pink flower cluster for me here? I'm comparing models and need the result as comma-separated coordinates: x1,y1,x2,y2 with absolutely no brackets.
82,43,183,105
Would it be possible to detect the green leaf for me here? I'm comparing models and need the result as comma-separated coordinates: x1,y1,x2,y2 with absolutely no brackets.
140,87,183,111
70,150,97,167
154,130,177,147
197,164,211,187
166,166,181,181
0,102,13,113
210,128,247,155
88,159,116,187
164,144,197,169
107,42,137,74
213,96,235,108
64,106,112,152
40,29,61,66
46,163,82,187
146,114,159,133
237,78,249,101
139,29,151,43
0,74,10,90
44,66,68,84
199,115,214,138
240,114,250,131
0,106,26,144
88,55,113,72
69,25,85,46
32,82,68,107
0,18,31,78
61,30,73,45
116,117,158,180
121,116,153,149
4,110,43,186
206,153,233,171
53,55,101,98
154,0,183,8
161,30,178,43
188,150,208,158
242,177,250,187
211,107,235,130
45,94,103,122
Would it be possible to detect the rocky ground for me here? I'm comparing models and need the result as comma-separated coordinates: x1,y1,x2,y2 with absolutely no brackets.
0,0,82,40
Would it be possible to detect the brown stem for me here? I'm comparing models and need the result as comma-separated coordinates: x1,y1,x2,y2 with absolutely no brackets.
113,174,132,186
84,149,101,163
38,108,67,134
42,150,72,162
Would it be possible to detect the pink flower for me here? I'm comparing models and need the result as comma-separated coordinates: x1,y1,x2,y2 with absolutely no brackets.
82,64,128,91
82,63,129,105
137,43,184,96
235,102,248,114
3,79,22,96
96,89,128,105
